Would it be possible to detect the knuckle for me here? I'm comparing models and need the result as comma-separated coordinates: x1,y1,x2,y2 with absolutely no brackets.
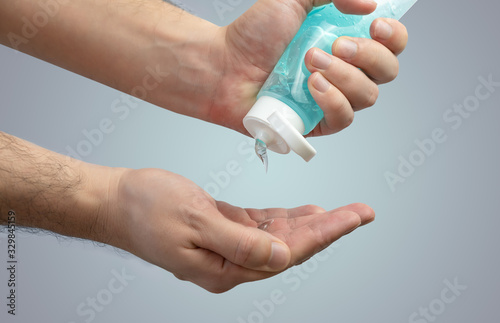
326,97,353,131
195,270,232,294
190,189,215,211
206,284,231,294
234,231,260,267
202,279,231,294
182,209,205,233
174,273,188,281
341,111,355,129
209,288,227,294
364,85,379,107
388,60,400,81
205,275,237,294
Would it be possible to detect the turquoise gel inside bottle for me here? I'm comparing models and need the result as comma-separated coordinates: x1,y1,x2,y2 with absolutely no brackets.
257,0,418,135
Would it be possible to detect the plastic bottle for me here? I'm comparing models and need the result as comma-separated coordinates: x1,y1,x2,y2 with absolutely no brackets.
243,0,418,163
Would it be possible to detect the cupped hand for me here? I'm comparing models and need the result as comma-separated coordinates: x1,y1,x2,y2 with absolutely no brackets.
108,168,374,293
208,0,408,136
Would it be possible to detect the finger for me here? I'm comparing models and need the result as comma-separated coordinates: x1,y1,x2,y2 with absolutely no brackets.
215,201,257,227
174,248,276,293
307,71,354,135
332,36,399,84
200,209,291,272
328,0,377,15
328,203,375,225
304,0,376,14
245,204,326,223
287,204,326,217
370,18,408,56
305,48,379,111
278,210,363,265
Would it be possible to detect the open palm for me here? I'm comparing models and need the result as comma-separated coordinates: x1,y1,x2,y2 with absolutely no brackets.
114,168,374,292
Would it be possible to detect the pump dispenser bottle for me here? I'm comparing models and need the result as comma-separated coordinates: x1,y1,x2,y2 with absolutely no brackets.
244,0,418,165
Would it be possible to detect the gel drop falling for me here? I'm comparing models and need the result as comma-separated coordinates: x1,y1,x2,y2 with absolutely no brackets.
255,139,268,172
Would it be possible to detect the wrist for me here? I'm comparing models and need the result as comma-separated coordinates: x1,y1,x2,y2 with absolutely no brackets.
74,163,128,246
144,11,226,123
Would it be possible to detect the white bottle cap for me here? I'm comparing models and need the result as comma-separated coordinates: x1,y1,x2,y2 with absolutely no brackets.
243,96,317,162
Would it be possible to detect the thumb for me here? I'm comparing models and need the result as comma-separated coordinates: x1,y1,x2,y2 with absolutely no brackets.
201,215,291,272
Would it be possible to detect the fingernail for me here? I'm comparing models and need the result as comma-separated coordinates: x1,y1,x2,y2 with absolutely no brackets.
335,38,358,59
268,242,289,270
374,20,393,40
312,73,330,93
311,50,331,70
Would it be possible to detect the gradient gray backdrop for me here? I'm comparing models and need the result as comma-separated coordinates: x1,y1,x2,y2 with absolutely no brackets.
1,0,499,322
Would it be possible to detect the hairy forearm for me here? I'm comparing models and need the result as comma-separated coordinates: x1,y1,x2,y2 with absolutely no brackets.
0,0,224,121
0,131,121,244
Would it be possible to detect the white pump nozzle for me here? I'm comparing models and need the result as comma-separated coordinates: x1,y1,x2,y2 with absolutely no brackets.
243,96,317,162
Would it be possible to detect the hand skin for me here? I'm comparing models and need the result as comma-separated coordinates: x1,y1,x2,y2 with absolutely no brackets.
0,0,408,136
0,131,374,293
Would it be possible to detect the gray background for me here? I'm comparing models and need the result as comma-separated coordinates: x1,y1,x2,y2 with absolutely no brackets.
1,0,499,322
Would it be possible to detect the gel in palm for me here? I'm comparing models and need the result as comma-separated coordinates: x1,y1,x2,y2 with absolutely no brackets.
243,0,418,164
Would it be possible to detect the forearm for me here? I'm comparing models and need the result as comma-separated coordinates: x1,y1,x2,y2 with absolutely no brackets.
0,0,223,121
0,131,122,244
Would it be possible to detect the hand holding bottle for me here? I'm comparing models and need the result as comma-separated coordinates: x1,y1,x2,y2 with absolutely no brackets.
212,0,409,137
